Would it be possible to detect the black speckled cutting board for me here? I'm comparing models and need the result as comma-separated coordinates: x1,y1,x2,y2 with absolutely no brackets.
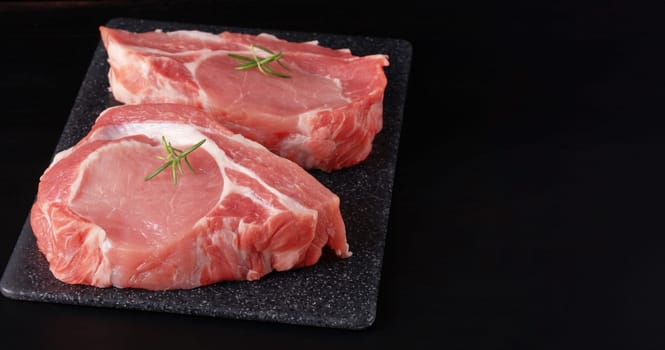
0,18,411,330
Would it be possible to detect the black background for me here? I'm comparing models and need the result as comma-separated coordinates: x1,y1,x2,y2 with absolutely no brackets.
2,1,665,348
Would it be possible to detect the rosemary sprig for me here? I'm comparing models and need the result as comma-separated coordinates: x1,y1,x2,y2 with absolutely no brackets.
144,136,207,184
228,44,291,78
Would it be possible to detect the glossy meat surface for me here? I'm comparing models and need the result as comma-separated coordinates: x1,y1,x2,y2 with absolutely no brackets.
30,104,349,290
100,26,389,171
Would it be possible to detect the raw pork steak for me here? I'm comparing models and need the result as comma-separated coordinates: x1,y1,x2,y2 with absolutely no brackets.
30,104,350,290
100,26,389,171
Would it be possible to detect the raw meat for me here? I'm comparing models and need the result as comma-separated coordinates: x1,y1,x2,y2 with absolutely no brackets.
30,103,350,290
99,26,389,171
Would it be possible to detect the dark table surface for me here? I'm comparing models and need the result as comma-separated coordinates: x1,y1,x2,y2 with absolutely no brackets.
2,1,665,349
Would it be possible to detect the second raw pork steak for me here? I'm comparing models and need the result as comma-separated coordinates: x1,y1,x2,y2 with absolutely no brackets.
100,26,389,171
